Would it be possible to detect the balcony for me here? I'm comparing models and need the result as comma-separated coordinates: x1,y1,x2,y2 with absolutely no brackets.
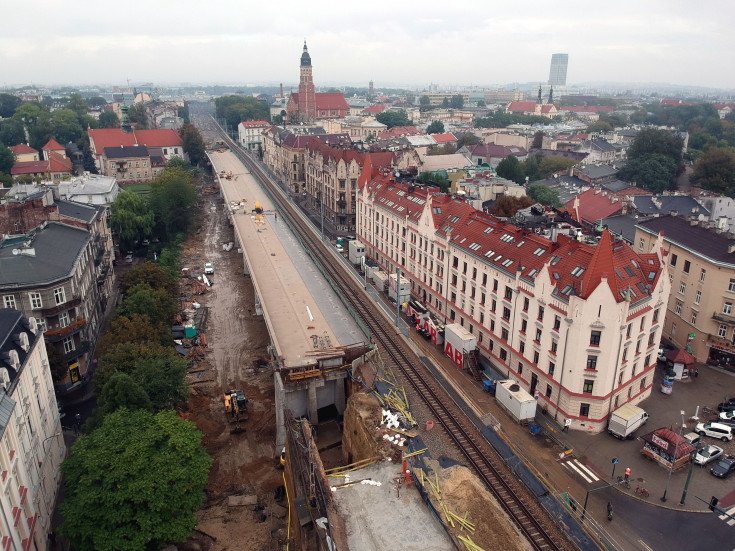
64,340,90,362
712,311,735,324
41,296,81,317
44,318,86,342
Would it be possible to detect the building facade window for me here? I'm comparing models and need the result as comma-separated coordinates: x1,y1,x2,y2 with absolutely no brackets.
554,316,561,331
549,361,555,376
535,328,542,342
695,291,701,305
54,287,66,304
63,336,74,354
691,312,697,325
533,351,539,364
724,302,733,315
3,295,15,309
586,355,597,370
538,306,544,321
583,380,594,394
719,324,727,338
683,260,691,274
590,330,601,346
700,269,706,282
679,282,686,295
675,302,682,315
502,307,511,321
546,385,552,398
521,319,527,333
580,403,590,417
29,292,42,309
729,279,735,292
59,311,70,328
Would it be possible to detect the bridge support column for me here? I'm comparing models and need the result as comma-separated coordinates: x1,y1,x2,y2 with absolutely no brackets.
308,380,319,425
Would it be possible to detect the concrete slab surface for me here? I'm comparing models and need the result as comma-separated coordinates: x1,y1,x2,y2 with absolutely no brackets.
330,462,452,551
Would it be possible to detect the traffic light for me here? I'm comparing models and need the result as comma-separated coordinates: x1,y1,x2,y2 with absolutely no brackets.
709,496,719,512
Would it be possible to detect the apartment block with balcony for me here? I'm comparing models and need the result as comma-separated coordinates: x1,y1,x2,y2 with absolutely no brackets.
358,172,671,433
635,214,735,370
0,309,66,550
0,222,110,392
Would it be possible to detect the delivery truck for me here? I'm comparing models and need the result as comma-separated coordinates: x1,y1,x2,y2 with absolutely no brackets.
608,403,649,439
495,380,537,424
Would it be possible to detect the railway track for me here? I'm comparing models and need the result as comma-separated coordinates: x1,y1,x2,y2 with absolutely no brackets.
202,116,568,551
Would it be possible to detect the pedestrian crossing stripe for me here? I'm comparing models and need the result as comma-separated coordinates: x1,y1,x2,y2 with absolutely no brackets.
719,505,735,527
562,459,600,484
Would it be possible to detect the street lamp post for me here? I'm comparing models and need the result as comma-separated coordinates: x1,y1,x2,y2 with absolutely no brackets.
661,410,685,502
680,433,702,505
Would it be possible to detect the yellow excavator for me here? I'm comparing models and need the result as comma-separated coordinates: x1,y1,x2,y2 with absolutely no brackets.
223,390,248,434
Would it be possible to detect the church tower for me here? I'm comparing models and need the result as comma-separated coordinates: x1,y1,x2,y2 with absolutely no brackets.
298,41,316,122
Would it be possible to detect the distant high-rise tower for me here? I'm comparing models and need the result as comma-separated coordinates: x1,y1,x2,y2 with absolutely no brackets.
548,53,569,86
297,41,316,122
369,80,374,97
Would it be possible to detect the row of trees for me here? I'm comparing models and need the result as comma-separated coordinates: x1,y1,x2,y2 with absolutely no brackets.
495,154,577,186
60,168,211,549
215,95,270,130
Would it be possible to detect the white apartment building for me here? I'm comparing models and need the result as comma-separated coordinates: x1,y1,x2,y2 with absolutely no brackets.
357,172,671,432
238,121,270,151
0,309,65,550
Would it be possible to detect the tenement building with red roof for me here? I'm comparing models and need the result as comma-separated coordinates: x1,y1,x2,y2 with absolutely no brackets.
357,170,672,433
286,42,349,123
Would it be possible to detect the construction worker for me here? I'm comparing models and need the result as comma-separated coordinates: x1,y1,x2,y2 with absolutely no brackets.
624,467,631,482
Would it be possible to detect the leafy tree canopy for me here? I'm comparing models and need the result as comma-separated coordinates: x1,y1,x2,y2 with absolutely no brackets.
426,120,445,134
0,94,21,118
627,127,683,165
87,96,108,108
617,153,677,194
98,111,119,129
488,195,535,217
13,103,54,150
59,409,211,551
96,342,169,389
97,372,153,418
65,93,89,119
97,313,170,356
0,118,26,147
120,261,178,296
110,190,155,251
455,133,481,149
690,147,735,196
527,183,563,208
46,343,68,383
538,156,577,179
417,171,450,193
51,108,84,144
375,110,411,129
0,144,14,174
475,111,553,129
450,95,464,108
496,155,525,184
531,130,544,149
127,103,148,129
149,167,197,239
214,95,269,129
586,120,613,133
118,283,178,328
179,123,206,166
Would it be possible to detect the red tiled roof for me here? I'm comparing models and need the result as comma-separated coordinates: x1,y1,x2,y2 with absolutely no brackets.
48,151,72,172
660,99,700,106
507,101,537,112
240,120,270,128
378,126,421,139
42,138,65,151
9,144,37,155
565,188,623,225
315,93,349,111
10,161,48,175
363,104,385,114
88,128,182,155
665,349,695,365
431,133,457,143
363,174,662,305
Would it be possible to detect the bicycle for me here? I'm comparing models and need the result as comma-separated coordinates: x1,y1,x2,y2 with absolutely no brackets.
617,476,631,489
635,485,650,497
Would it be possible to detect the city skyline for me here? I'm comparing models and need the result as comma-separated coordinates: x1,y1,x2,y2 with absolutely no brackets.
1,0,734,90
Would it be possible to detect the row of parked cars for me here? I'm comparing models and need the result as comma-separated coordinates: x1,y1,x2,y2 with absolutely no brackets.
687,399,735,479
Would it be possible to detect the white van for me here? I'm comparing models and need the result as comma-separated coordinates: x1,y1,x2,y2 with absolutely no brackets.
695,422,733,442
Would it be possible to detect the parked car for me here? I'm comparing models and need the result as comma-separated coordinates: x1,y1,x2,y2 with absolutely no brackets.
683,432,702,447
204,262,214,275
335,243,344,253
658,348,667,362
696,422,733,442
720,410,735,421
717,402,735,413
694,444,724,465
711,456,735,479
124,254,133,264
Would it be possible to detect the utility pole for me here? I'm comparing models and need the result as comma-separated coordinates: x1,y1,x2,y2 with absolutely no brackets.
662,410,685,502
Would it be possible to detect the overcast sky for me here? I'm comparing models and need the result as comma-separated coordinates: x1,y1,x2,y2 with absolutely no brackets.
1,0,733,90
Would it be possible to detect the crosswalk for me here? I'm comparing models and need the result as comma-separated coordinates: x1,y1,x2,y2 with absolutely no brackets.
561,458,600,484
719,505,735,527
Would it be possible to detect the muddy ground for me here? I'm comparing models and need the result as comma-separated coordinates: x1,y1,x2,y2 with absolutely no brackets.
179,187,286,551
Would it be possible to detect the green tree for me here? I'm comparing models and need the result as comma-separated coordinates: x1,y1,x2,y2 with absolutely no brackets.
149,167,197,239
87,96,108,108
0,144,14,174
618,154,677,194
455,133,481,149
531,131,544,150
97,372,153,417
96,342,168,389
488,195,535,217
0,118,26,146
417,171,450,192
690,147,735,196
97,313,170,355
13,103,54,150
522,155,540,182
725,111,735,124
0,93,21,118
120,261,178,296
474,112,551,129
214,96,269,129
118,283,178,328
177,105,190,124
419,95,432,111
426,120,444,134
65,93,89,119
110,190,155,251
127,103,148,129
51,108,84,144
527,183,563,208
59,409,211,551
98,111,119,128
627,127,683,165
450,95,464,108
375,110,411,129
538,156,577,178
179,123,205,166
496,155,525,184
45,343,68,383
131,351,189,409
0,173,12,188
476,100,486,107
586,120,613,133
82,147,98,174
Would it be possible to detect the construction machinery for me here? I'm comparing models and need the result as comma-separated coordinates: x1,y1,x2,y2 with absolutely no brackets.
224,389,248,434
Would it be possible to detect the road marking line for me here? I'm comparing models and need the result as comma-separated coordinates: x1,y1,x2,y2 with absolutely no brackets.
719,505,735,524
563,460,594,483
637,540,654,551
573,461,600,482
